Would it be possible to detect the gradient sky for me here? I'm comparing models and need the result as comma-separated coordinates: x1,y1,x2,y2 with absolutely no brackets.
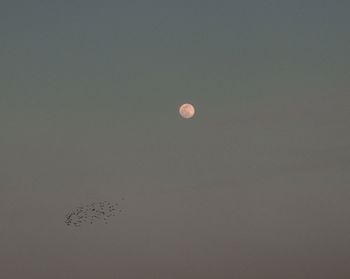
1,1,350,278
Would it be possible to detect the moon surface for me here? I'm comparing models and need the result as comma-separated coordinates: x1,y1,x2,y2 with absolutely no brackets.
179,103,196,119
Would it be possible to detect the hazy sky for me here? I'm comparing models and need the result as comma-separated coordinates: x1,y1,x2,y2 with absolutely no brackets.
1,1,350,278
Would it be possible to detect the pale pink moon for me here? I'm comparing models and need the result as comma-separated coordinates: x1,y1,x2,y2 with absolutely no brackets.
179,103,196,119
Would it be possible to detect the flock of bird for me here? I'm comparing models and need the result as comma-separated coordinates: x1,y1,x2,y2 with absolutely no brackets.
65,200,123,227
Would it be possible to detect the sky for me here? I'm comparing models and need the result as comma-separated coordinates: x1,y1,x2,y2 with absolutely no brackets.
1,1,350,278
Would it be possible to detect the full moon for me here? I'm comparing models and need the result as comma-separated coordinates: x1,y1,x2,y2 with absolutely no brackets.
179,103,196,119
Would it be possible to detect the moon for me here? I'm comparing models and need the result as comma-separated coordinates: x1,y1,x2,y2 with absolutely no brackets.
179,103,196,119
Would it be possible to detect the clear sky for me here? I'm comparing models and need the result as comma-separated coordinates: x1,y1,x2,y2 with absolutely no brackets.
1,1,350,278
